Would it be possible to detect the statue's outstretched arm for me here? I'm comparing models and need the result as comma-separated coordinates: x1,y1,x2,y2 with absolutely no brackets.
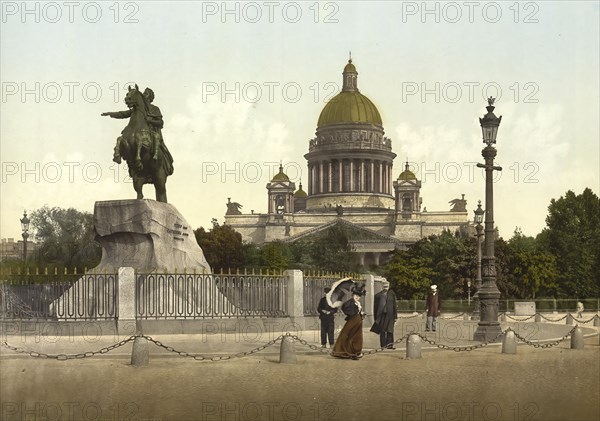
101,110,133,119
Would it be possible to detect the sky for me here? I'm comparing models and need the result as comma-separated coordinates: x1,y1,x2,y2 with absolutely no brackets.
1,1,599,241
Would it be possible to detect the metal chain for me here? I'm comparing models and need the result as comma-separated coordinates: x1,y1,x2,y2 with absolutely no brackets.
361,333,412,356
416,330,505,352
1,336,137,360
509,326,577,349
505,314,537,321
572,315,599,324
140,334,284,361
538,313,569,322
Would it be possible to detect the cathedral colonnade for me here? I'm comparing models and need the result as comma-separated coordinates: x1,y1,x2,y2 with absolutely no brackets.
307,159,393,196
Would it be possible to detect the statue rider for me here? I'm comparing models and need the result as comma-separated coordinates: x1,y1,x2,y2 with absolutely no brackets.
101,87,165,164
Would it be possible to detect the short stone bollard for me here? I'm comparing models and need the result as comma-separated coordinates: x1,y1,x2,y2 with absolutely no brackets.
593,315,600,327
502,330,517,354
279,335,297,364
131,336,149,367
463,313,470,321
500,313,506,322
566,313,574,325
570,327,584,349
535,313,542,323
406,334,422,359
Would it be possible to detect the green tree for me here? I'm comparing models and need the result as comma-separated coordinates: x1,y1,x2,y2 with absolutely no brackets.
290,224,358,272
383,230,474,299
540,188,600,297
506,228,558,298
29,206,101,270
194,222,244,271
259,241,293,270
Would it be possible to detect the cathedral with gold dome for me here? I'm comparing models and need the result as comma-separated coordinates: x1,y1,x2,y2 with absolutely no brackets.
224,58,469,265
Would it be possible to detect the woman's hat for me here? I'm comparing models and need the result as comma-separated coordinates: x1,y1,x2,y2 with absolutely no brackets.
351,283,367,296
431,285,437,291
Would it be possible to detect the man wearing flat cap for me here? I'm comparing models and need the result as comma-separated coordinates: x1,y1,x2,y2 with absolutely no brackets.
425,284,441,332
373,279,398,348
317,287,337,348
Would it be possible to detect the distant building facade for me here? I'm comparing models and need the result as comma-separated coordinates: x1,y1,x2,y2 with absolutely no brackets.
1,238,38,261
225,59,470,265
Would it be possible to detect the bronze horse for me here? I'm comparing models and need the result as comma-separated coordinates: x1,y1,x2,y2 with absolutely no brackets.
106,85,172,203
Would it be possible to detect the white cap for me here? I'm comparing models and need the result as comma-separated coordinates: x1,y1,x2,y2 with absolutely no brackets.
431,285,437,290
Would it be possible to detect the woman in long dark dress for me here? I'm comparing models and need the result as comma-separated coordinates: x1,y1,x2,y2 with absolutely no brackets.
331,285,366,360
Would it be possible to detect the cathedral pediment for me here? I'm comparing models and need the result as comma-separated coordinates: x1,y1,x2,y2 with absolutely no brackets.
281,218,400,247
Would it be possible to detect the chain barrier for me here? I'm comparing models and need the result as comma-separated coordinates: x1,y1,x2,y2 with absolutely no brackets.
0,336,137,360
537,313,569,322
1,319,591,361
572,315,599,324
505,314,537,322
140,334,284,361
416,330,505,352
508,326,578,349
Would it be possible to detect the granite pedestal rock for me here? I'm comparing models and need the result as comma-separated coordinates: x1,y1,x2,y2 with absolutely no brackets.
92,199,210,273
53,200,229,322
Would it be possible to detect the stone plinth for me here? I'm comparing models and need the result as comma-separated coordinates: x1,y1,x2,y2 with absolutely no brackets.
53,200,220,322
92,199,211,273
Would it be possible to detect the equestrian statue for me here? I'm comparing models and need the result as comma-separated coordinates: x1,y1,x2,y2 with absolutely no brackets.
101,85,174,203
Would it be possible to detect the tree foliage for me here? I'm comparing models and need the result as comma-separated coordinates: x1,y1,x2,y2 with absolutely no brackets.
194,223,244,271
383,230,474,299
539,188,600,297
29,206,101,270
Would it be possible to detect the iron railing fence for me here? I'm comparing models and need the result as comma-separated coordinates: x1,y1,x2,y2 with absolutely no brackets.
136,273,288,319
0,274,118,320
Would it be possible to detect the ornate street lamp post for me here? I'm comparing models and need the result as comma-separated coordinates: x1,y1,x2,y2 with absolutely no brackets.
472,201,484,318
473,98,503,342
20,210,30,261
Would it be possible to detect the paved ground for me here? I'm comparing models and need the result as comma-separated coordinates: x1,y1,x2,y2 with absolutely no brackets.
1,321,599,421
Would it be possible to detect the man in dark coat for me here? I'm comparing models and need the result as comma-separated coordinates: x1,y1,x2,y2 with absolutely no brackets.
317,287,337,348
373,279,398,348
425,284,441,332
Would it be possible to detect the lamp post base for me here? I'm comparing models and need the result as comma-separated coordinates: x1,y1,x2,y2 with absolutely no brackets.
473,322,503,342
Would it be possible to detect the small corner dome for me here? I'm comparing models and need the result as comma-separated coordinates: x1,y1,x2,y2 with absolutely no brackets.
271,164,290,182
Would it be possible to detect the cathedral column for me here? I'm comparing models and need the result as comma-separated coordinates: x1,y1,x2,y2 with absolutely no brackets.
338,160,343,193
360,160,365,192
349,160,354,191
328,161,332,193
319,161,324,194
307,164,312,195
379,161,383,193
370,160,375,192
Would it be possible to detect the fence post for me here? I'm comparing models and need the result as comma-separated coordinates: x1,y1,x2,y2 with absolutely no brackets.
535,313,541,323
362,274,375,324
117,267,137,338
284,270,304,324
